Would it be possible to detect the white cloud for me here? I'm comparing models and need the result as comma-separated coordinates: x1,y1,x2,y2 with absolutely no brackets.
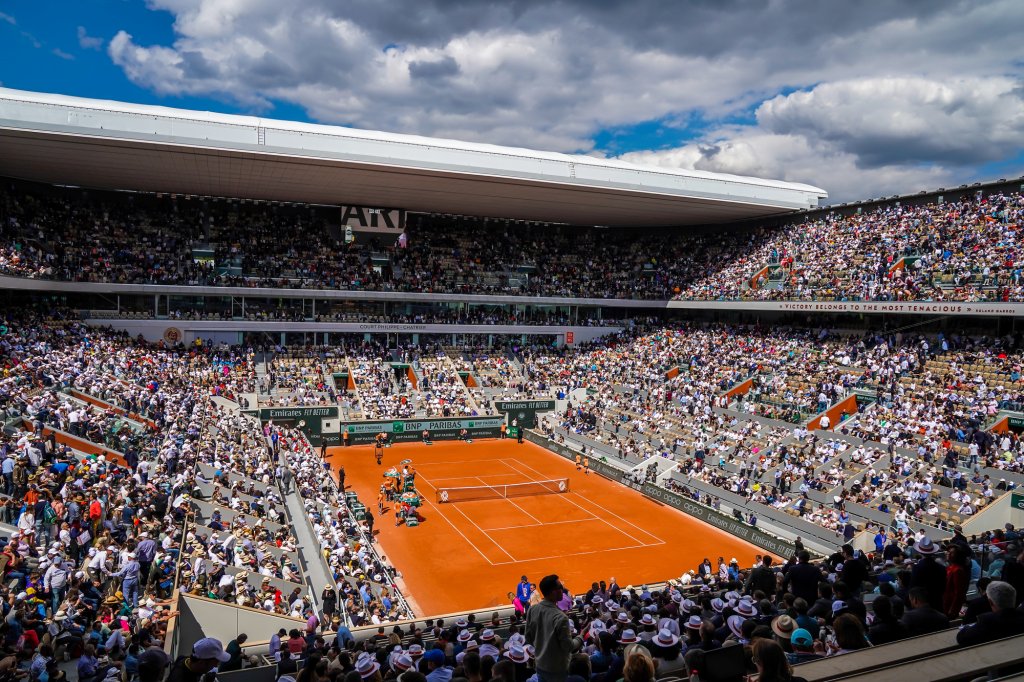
619,76,1024,202
756,77,1024,166
51,48,75,61
103,0,1024,199
77,26,104,50
0,11,15,25
621,131,954,204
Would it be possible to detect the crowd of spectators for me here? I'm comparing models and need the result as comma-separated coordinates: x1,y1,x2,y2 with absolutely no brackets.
3,300,1024,681
283,427,413,625
3,178,1023,303
0,307,258,679
212,526,1024,682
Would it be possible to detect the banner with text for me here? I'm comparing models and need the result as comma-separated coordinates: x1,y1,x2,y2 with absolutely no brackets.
339,416,505,444
494,400,558,429
667,300,1024,317
258,406,340,447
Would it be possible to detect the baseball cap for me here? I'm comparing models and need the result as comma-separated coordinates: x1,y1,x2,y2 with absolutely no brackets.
192,638,231,662
791,629,813,647
423,650,445,666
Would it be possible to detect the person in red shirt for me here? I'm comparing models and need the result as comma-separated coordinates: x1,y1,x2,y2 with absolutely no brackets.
89,497,103,537
943,544,971,619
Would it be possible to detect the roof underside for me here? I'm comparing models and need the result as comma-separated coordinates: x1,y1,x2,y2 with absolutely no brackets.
0,88,826,227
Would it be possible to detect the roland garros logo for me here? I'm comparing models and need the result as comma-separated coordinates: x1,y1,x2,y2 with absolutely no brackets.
163,327,182,345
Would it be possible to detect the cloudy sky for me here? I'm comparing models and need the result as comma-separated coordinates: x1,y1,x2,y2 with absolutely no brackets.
1,0,1023,202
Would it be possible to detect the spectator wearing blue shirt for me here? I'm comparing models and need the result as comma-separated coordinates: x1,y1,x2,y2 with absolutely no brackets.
516,575,533,607
1,454,14,495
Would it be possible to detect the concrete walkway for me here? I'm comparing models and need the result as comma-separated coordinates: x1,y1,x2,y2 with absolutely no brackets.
280,480,335,617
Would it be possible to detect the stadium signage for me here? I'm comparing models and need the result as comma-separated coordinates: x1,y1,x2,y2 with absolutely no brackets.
667,300,1023,317
337,416,505,444
1012,492,1024,511
494,400,557,411
262,407,335,419
340,206,406,233
356,324,429,332
494,400,558,430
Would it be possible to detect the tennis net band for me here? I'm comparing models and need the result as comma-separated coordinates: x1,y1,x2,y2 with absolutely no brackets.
436,478,570,503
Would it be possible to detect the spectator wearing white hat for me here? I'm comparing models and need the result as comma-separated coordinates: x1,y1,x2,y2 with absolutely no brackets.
649,628,684,677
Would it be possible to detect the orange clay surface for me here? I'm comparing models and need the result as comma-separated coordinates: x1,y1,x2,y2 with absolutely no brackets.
325,439,764,616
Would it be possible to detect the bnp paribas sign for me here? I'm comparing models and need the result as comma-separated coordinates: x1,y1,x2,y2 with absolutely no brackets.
340,206,406,233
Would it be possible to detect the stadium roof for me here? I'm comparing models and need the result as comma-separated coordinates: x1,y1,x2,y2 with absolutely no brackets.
0,88,826,227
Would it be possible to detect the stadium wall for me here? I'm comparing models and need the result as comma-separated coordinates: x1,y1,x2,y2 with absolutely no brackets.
81,318,620,346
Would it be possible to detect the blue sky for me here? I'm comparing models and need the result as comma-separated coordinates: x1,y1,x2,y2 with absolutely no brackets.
1,0,1023,202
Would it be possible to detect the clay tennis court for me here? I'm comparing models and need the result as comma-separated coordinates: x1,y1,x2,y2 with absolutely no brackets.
326,439,766,616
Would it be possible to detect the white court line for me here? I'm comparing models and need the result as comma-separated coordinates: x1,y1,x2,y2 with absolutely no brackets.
409,472,497,567
482,517,603,532
474,476,543,525
490,542,656,565
495,459,643,548
413,458,516,466
427,473,525,482
417,471,518,563
503,458,665,546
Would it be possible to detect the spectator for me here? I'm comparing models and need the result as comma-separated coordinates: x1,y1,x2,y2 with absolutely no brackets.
956,581,1024,646
784,552,823,605
910,538,947,611
827,614,870,656
525,575,572,682
751,639,806,682
785,629,823,666
900,587,950,637
866,596,906,645
221,634,248,672
166,638,231,682
943,545,970,619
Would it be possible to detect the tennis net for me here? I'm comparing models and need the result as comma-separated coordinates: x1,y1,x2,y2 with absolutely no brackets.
436,478,570,503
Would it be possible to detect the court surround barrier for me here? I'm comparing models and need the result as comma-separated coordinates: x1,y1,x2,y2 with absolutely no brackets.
336,416,505,445
524,430,798,558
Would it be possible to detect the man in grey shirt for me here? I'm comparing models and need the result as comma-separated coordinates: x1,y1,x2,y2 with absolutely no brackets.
525,575,572,682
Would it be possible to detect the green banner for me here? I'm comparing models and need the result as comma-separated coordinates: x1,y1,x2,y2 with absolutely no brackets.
258,406,340,447
339,416,505,444
1012,492,1024,511
494,400,557,430
494,400,557,411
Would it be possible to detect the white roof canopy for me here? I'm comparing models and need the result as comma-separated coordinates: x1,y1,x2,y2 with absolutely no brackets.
0,88,826,227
